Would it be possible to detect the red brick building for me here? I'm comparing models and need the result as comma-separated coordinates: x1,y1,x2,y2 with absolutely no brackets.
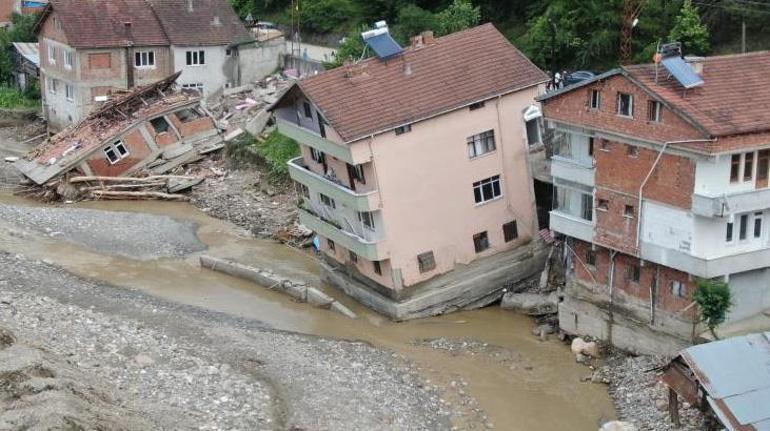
539,50,770,354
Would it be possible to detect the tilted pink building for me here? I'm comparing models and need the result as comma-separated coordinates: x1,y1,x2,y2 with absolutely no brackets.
271,24,549,319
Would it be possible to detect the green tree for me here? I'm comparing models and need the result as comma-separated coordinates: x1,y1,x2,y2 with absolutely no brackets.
393,3,438,43
436,0,480,36
693,278,732,339
668,1,709,55
324,25,368,68
301,0,357,34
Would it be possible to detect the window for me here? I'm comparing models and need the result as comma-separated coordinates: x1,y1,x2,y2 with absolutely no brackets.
225,48,233,57
65,84,74,101
744,152,754,182
726,221,734,242
310,148,325,164
469,101,485,111
373,261,382,275
589,89,601,109
175,107,203,122
295,182,309,198
327,239,335,252
624,204,635,218
181,83,204,93
473,231,489,253
395,124,412,135
626,145,639,157
671,280,686,298
54,17,62,30
730,154,741,183
47,77,57,94
48,44,56,64
588,137,594,157
349,251,358,263
150,117,170,133
417,251,436,273
350,164,365,183
185,50,205,66
473,175,502,204
628,264,640,283
467,130,496,158
134,50,155,68
617,92,633,117
758,150,769,183
526,119,541,146
64,50,73,69
320,193,336,209
586,249,596,267
648,100,662,122
503,221,518,242
88,53,111,70
739,214,749,240
303,101,312,118
581,194,593,221
358,211,375,230
103,141,129,164
597,198,609,211
754,212,763,238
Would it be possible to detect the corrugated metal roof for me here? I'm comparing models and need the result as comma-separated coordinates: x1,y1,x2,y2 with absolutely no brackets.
681,332,770,431
12,42,40,67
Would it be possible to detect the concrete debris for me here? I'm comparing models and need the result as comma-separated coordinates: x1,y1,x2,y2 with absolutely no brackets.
571,337,600,358
199,255,357,319
600,421,638,431
210,72,292,136
500,291,559,315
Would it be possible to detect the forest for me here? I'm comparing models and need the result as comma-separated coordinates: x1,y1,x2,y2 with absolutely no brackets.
230,0,770,72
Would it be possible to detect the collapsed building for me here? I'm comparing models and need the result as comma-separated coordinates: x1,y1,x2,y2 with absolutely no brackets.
15,72,223,197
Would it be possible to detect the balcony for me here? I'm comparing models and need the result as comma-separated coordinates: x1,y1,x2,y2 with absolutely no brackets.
692,188,770,218
550,156,595,187
549,210,595,243
288,157,380,212
641,240,770,278
276,117,357,164
298,206,387,261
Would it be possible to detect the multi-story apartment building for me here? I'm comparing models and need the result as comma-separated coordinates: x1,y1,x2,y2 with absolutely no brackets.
36,0,276,132
538,49,770,354
271,24,550,320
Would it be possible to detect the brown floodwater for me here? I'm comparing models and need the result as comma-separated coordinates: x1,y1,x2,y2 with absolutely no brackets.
0,195,616,430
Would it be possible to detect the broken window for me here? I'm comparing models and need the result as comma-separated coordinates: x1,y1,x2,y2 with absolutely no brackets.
597,199,609,211
349,251,358,263
310,148,325,164
327,239,335,252
624,204,635,218
417,251,436,273
671,280,686,298
303,102,312,118
358,211,375,230
373,261,382,275
586,249,596,267
744,152,754,182
320,193,335,209
468,130,496,158
295,182,309,198
526,119,541,146
626,145,639,157
134,50,155,68
600,139,610,152
469,101,485,111
617,92,633,117
395,124,412,135
473,231,490,253
150,117,170,133
503,221,518,242
175,108,203,123
648,100,662,122
473,175,501,204
185,50,205,66
730,154,741,183
589,89,601,109
348,164,365,184
103,140,129,164
627,264,640,283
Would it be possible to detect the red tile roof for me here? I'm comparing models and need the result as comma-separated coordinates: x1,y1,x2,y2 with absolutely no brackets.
48,0,169,48
146,0,252,46
624,51,770,137
296,23,548,143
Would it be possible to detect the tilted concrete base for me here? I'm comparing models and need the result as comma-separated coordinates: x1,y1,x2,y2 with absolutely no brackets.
321,241,549,321
558,280,697,356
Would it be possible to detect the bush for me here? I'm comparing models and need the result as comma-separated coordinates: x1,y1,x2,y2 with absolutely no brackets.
255,130,299,181
693,278,732,339
301,0,356,34
0,86,39,109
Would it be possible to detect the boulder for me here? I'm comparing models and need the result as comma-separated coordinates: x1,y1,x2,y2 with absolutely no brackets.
571,337,600,358
599,421,637,431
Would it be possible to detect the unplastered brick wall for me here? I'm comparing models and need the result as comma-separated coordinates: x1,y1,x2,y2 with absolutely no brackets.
542,74,705,143
571,239,696,318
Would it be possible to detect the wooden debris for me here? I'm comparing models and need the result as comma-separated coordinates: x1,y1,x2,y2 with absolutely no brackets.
90,190,190,201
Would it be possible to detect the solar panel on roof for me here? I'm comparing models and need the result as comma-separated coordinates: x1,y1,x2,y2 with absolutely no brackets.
365,33,403,59
662,56,704,89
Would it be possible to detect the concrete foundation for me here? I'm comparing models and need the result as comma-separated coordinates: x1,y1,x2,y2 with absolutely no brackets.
321,241,549,321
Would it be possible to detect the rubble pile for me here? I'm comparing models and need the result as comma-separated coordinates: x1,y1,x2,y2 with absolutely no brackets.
209,73,293,138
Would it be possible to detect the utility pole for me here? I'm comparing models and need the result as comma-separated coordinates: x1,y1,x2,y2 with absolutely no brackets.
742,19,747,53
290,0,302,68
620,0,645,64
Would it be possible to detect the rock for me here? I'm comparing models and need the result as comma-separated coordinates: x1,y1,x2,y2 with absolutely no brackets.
655,397,667,411
571,337,600,358
576,353,587,363
599,421,637,431
500,292,558,315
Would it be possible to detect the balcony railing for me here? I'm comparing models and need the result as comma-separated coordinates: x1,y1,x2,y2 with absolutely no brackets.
288,157,379,212
550,156,595,187
276,117,357,164
549,210,595,243
692,187,770,218
298,203,386,261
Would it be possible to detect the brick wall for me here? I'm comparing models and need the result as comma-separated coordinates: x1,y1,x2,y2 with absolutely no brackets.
85,128,152,176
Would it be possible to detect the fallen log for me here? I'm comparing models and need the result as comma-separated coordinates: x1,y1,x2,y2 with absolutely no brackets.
89,190,190,201
69,175,198,183
79,181,167,191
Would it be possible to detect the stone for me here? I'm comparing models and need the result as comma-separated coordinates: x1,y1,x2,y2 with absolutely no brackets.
500,292,558,315
571,337,600,358
134,354,155,367
599,421,637,431
576,353,587,363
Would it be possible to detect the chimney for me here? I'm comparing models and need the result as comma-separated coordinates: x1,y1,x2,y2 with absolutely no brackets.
212,15,221,26
421,30,435,44
403,62,412,76
410,34,424,49
685,56,705,75
187,0,194,13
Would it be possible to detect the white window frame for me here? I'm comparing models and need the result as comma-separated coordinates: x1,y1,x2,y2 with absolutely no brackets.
48,44,56,64
181,83,204,94
185,50,205,66
671,280,686,298
467,130,496,158
589,89,601,109
617,92,633,118
473,175,502,205
47,77,57,94
103,141,129,165
134,50,156,68
320,193,336,209
65,83,74,102
648,100,662,123
64,49,74,69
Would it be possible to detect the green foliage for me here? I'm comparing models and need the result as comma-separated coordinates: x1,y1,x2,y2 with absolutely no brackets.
0,12,41,88
324,25,368,68
393,4,438,43
669,2,710,55
436,0,480,36
0,87,40,109
300,0,357,34
254,130,300,181
693,278,732,339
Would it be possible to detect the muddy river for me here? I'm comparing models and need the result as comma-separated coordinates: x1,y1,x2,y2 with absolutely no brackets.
0,194,615,430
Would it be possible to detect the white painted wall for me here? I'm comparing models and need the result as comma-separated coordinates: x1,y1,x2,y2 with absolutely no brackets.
695,153,763,197
641,201,694,254
172,45,232,97
727,268,770,322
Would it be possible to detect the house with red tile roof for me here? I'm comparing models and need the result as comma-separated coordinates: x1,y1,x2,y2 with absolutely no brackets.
36,0,282,132
537,48,770,354
270,23,551,319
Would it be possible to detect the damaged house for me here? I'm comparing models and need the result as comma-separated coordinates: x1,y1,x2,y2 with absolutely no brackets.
15,72,222,193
